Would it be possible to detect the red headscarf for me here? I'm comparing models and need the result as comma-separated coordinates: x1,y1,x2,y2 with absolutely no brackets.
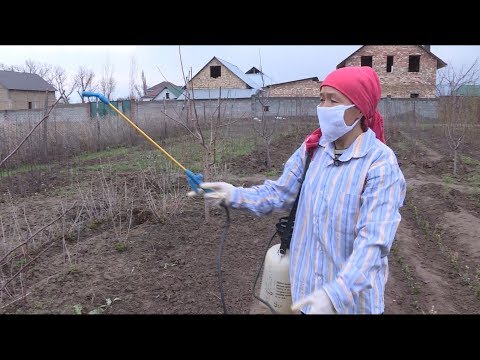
305,66,385,155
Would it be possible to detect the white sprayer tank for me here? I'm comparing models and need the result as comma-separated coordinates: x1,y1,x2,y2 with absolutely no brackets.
258,243,293,314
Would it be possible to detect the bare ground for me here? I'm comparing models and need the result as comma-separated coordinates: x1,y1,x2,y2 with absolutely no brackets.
1,126,480,314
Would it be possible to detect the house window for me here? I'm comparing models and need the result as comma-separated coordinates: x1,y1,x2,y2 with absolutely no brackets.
263,105,270,112
410,93,419,98
386,56,394,73
165,92,170,99
409,55,420,72
361,56,373,67
210,66,221,78
28,102,33,109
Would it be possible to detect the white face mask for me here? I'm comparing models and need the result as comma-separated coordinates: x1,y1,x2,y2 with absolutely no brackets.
317,104,361,145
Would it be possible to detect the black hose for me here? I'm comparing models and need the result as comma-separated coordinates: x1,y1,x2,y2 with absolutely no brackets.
216,202,279,315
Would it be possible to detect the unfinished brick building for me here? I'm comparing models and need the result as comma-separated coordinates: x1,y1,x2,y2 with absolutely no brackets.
264,77,321,97
336,45,447,98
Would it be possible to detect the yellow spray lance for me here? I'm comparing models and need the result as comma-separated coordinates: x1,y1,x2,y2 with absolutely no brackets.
81,92,230,313
81,92,206,194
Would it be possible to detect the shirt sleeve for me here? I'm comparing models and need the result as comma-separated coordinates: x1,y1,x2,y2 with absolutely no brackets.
229,142,307,216
323,155,407,313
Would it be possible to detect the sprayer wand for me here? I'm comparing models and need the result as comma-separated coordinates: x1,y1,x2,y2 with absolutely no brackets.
81,91,205,194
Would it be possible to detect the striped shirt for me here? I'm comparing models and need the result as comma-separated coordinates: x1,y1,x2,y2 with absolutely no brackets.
230,128,406,314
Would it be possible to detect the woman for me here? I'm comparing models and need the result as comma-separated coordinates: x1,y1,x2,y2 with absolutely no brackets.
191,66,406,314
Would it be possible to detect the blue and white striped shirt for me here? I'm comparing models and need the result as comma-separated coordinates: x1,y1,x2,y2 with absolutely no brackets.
230,128,406,314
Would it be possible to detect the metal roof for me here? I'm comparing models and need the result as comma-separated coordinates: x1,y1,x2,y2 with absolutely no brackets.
245,73,274,87
216,58,261,89
177,88,258,100
142,81,183,99
0,70,56,91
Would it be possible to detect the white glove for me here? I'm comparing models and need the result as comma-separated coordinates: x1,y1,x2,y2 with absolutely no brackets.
291,288,336,314
187,181,236,207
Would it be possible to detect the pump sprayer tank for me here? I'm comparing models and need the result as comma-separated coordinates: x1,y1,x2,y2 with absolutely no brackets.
258,243,293,314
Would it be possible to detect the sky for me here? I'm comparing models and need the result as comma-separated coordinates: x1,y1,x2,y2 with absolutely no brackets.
1,45,479,102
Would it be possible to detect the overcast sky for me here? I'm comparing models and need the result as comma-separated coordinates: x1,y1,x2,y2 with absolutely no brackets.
1,45,479,102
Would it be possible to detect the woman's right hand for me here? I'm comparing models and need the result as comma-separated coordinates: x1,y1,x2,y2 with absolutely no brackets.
187,182,236,207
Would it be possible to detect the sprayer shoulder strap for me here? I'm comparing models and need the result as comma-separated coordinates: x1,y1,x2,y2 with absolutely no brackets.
287,153,312,228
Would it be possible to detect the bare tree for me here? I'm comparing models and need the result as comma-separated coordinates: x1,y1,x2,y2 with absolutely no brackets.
100,61,116,100
437,58,480,176
23,59,53,84
128,57,142,100
74,66,96,103
141,70,148,97
52,66,77,104
251,51,278,170
0,63,22,71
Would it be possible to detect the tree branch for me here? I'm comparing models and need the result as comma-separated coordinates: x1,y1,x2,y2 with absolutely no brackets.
0,201,77,267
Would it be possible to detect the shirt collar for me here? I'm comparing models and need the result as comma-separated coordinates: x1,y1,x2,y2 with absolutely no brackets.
320,128,377,162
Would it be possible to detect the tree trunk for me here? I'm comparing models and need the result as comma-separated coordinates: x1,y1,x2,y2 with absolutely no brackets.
453,148,458,176
203,154,211,223
43,92,49,161
265,140,271,170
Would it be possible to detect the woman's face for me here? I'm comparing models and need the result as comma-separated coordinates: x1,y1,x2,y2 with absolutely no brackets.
319,85,363,126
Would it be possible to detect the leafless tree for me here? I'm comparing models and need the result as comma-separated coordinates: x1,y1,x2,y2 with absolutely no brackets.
23,59,53,84
100,61,116,100
128,57,143,100
74,66,96,103
251,52,278,170
174,47,245,221
141,70,148,97
52,66,77,104
437,58,480,176
0,63,22,71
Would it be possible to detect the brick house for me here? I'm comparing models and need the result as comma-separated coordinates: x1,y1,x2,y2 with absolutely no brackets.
177,57,273,100
263,77,321,97
336,45,447,98
140,81,183,101
0,70,56,110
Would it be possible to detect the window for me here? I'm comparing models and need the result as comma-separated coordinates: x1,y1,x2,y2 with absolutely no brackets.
263,105,270,112
410,93,419,98
361,56,373,67
210,66,221,78
28,101,32,109
409,55,420,72
165,92,170,99
386,56,394,73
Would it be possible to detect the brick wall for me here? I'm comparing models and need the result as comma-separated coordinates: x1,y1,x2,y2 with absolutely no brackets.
266,79,321,97
3,90,56,110
187,58,248,89
0,87,10,110
342,45,439,98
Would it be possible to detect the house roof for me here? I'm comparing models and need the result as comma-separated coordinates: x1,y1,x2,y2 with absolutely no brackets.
265,77,320,88
189,57,269,90
216,57,261,89
176,88,258,100
142,81,183,99
0,70,56,91
453,84,480,96
336,45,447,69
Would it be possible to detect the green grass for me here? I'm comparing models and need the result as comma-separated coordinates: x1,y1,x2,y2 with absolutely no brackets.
442,175,455,185
460,155,479,166
74,147,130,162
0,162,51,177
